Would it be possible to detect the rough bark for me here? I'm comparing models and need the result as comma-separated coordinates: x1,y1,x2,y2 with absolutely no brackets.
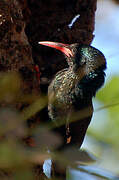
0,0,97,179
25,0,97,83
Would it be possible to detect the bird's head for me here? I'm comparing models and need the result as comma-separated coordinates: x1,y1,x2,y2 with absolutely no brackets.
38,41,106,75
39,41,107,96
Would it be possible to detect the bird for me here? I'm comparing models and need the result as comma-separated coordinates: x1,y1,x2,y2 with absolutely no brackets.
38,41,106,149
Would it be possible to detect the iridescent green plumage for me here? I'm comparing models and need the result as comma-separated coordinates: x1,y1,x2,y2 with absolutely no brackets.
39,42,106,147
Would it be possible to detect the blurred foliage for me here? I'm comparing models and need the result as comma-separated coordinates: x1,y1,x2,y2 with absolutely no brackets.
0,72,118,180
0,72,50,179
86,75,119,179
96,76,119,104
0,72,97,179
89,76,119,147
0,72,21,103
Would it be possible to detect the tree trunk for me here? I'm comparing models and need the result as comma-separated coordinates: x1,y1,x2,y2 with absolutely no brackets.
0,0,97,179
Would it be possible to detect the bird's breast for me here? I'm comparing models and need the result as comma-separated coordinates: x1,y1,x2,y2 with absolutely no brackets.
48,69,93,122
48,69,81,107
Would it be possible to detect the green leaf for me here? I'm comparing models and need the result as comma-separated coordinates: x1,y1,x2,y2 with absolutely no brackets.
96,76,119,104
21,95,47,121
0,72,21,102
0,141,27,168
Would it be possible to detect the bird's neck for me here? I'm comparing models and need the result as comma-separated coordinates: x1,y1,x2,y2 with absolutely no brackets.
69,64,86,83
79,69,105,98
66,56,78,67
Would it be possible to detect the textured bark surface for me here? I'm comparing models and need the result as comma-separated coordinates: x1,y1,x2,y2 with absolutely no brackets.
0,0,97,179
0,0,39,96
24,0,97,147
25,0,97,84
0,0,97,99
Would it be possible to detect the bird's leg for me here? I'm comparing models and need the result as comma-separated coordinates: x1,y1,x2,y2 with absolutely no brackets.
66,109,72,144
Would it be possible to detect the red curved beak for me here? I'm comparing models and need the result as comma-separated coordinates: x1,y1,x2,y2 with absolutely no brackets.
38,41,73,57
